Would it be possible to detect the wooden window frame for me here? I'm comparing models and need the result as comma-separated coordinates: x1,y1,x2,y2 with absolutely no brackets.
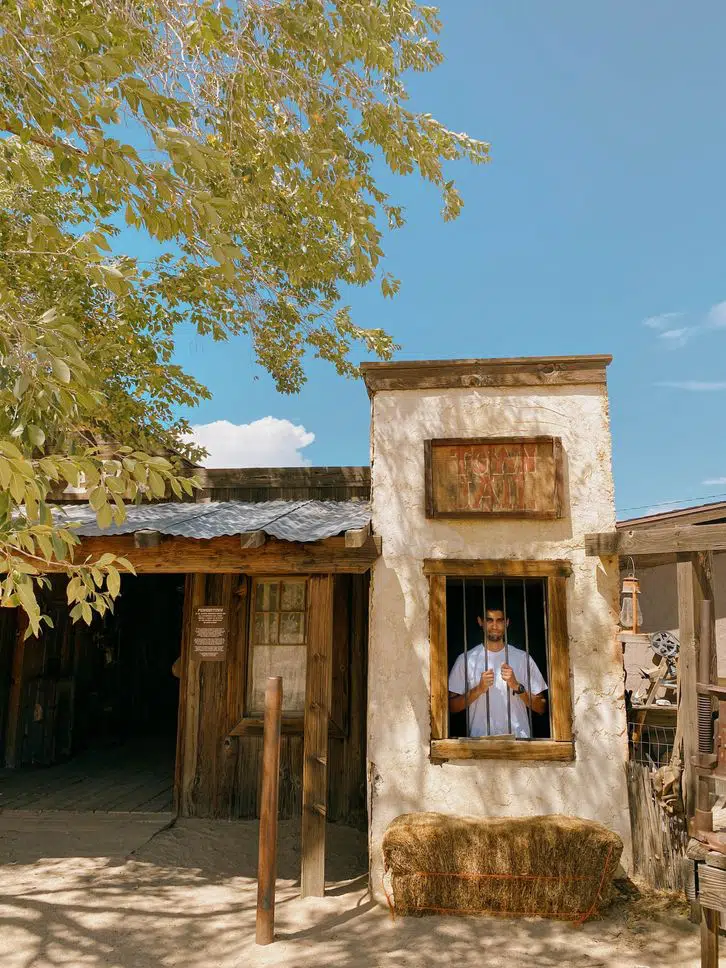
228,574,344,740
425,558,574,762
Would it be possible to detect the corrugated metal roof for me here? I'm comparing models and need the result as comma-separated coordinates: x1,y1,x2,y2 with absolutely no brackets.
53,500,371,543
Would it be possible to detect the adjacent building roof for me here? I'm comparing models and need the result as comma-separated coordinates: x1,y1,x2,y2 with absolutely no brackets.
360,355,612,395
53,500,371,543
617,499,726,531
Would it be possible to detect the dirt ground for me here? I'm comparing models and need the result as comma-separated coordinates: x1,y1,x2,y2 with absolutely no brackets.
0,812,705,968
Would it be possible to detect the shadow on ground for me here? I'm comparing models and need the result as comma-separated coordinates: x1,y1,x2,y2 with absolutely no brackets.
0,815,701,968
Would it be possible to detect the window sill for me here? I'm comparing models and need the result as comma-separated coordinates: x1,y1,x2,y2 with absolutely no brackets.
430,738,575,762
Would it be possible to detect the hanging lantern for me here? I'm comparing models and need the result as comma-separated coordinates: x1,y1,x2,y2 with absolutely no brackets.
619,576,643,633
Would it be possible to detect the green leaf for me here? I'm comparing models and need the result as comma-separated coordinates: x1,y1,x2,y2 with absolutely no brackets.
27,425,46,447
89,487,106,512
51,358,71,384
148,470,166,497
107,566,121,598
96,504,113,529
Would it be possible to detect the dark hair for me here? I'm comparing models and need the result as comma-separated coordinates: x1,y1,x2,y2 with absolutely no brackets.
480,598,504,617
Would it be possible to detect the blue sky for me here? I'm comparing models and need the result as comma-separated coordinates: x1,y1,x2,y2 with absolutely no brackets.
171,1,726,518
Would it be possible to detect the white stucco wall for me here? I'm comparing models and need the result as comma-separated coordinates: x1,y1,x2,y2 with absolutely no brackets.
367,383,631,898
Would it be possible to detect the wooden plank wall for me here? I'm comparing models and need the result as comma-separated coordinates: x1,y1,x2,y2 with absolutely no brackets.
178,571,369,827
178,572,246,817
0,607,19,765
196,466,370,503
626,761,687,891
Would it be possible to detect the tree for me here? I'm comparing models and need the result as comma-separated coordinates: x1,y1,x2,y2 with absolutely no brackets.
0,0,488,633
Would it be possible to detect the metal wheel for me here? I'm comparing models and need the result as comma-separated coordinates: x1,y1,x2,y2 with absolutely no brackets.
650,630,679,659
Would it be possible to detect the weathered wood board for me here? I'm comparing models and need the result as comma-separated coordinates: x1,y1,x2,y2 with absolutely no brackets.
425,436,563,519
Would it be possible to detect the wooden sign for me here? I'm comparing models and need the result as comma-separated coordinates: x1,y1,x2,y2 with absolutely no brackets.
192,605,228,661
424,436,564,519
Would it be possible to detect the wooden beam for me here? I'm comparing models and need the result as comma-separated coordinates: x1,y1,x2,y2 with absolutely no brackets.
240,531,266,549
301,574,334,898
134,529,161,549
584,532,619,556
196,466,370,490
179,574,206,815
423,558,572,578
701,906,720,968
174,574,194,812
361,355,611,395
431,738,575,762
256,676,283,946
548,575,573,744
677,553,715,819
586,524,726,557
344,524,370,548
56,534,379,574
429,575,448,741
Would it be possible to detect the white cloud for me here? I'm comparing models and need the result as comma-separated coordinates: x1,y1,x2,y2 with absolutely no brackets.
185,417,315,468
703,477,726,485
656,381,726,391
657,327,692,348
643,312,683,330
705,300,726,329
644,299,726,348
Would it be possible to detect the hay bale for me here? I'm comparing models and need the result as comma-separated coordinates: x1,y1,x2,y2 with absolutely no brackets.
382,812,623,921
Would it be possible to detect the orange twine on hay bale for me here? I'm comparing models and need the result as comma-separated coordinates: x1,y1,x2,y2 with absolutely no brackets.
382,813,623,924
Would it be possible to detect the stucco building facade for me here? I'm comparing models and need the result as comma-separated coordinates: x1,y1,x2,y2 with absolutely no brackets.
362,356,632,895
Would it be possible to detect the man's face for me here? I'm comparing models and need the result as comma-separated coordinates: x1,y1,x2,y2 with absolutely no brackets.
477,610,508,643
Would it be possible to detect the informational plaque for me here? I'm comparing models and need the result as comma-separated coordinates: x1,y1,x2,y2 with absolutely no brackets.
192,605,228,661
424,436,563,519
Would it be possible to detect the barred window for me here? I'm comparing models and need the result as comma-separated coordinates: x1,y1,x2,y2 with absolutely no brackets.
427,560,574,762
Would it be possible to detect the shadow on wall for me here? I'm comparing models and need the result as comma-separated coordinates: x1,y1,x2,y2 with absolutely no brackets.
369,460,627,843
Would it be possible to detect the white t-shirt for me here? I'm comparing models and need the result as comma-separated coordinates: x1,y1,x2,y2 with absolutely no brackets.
448,642,547,738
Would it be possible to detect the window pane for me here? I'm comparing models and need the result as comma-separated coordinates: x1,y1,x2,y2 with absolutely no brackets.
254,610,278,644
445,576,550,741
279,611,305,644
248,645,307,714
281,580,306,611
255,581,279,612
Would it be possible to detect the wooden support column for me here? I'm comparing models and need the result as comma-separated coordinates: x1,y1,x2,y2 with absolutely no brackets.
256,676,283,946
4,610,28,769
178,573,206,815
677,552,715,818
301,574,334,898
701,907,719,968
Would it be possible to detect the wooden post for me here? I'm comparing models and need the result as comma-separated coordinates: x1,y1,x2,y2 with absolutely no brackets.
179,573,206,816
700,906,719,968
256,676,283,946
677,553,714,818
4,610,28,769
301,574,334,898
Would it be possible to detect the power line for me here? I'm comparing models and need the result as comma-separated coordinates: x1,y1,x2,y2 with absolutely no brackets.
617,491,726,515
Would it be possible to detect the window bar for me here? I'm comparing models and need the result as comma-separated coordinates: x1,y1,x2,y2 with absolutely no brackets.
542,577,552,737
502,577,512,736
462,577,470,738
482,577,490,737
522,578,533,740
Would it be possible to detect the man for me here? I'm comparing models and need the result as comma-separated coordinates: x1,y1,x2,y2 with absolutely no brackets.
448,605,547,738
